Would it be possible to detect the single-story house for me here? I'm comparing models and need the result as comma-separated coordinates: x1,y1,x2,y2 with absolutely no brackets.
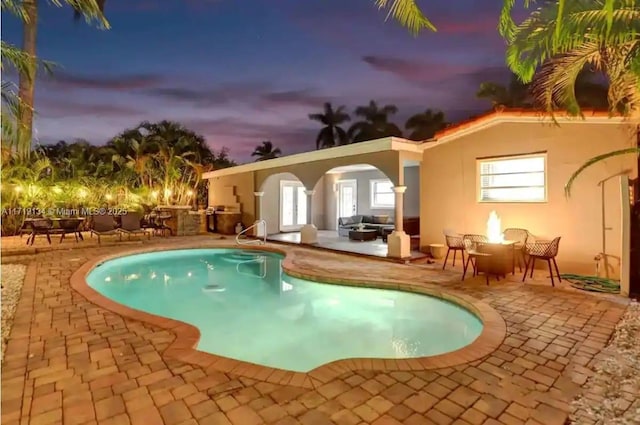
203,109,637,288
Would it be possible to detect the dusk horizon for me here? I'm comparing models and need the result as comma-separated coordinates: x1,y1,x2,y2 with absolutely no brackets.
2,0,517,163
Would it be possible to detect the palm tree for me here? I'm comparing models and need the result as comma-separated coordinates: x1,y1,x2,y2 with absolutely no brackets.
3,0,108,162
476,72,610,111
476,75,534,109
308,102,351,149
404,109,448,141
498,0,639,195
348,100,403,142
251,141,282,161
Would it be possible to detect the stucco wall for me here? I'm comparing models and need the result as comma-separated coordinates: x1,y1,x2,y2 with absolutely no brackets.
420,121,637,277
323,167,420,230
207,172,256,226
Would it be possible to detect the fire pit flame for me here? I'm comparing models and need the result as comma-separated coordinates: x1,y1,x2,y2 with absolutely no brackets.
486,211,505,243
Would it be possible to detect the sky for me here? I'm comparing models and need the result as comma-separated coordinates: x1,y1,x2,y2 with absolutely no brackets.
2,0,517,163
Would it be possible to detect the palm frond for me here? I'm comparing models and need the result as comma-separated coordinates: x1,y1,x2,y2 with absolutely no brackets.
565,146,640,197
374,0,436,35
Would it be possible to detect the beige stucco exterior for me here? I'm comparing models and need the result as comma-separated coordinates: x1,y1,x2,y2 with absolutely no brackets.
420,120,637,278
206,138,421,228
205,113,637,270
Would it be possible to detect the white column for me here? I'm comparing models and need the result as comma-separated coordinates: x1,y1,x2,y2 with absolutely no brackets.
300,189,318,244
387,185,410,259
253,191,265,237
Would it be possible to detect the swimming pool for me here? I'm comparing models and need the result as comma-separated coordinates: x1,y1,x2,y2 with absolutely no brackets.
86,248,483,372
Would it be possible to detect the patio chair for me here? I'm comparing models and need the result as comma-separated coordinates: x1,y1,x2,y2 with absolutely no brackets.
118,212,151,240
461,234,492,285
503,228,529,273
522,237,562,286
442,230,465,270
27,218,53,245
57,218,85,243
89,215,120,244
16,212,44,237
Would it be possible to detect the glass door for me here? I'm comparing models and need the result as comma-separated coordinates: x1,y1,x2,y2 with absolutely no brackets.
337,180,357,228
280,180,307,232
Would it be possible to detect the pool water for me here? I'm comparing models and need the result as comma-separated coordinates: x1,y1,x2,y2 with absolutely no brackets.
87,249,483,372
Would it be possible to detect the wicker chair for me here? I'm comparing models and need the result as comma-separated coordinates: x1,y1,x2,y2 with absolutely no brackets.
522,237,562,286
442,232,465,270
461,234,493,285
503,228,529,273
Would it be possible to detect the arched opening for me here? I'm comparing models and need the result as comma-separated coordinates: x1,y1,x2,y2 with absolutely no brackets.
258,162,421,258
258,172,308,235
322,163,397,232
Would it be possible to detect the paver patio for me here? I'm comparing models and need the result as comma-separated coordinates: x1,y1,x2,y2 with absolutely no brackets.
0,235,631,425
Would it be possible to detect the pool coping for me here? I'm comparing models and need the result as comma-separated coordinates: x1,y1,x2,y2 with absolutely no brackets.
69,243,506,389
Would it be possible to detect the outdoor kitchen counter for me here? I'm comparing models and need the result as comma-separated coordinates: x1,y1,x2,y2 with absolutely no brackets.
215,211,242,235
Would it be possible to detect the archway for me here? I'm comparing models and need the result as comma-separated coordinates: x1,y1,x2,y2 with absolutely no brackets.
320,163,397,232
258,171,307,235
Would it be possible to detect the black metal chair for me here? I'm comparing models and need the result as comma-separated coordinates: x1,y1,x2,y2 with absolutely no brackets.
523,237,562,286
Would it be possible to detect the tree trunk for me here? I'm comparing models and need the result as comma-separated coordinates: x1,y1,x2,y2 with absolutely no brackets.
17,0,38,161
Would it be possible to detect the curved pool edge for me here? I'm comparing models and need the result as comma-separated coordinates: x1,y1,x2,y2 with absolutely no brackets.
70,243,506,390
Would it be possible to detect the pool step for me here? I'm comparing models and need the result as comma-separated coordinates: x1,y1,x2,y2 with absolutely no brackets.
219,252,267,263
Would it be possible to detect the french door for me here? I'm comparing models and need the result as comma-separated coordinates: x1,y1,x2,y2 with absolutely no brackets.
336,179,357,229
280,180,307,232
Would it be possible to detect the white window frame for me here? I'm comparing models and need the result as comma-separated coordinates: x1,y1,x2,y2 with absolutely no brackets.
477,153,548,203
370,179,395,209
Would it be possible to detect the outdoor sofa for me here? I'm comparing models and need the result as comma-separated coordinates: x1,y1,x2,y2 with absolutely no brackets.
338,214,395,237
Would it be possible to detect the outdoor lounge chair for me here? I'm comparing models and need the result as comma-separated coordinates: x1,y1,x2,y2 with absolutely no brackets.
522,237,562,286
57,218,85,243
89,215,120,244
118,212,150,240
27,218,53,245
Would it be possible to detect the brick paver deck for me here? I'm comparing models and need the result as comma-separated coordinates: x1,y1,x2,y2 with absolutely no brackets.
1,235,629,425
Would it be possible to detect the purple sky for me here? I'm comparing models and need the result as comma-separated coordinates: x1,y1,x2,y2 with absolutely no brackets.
3,0,515,163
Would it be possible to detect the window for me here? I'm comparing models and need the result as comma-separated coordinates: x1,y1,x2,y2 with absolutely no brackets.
478,153,547,202
370,179,395,208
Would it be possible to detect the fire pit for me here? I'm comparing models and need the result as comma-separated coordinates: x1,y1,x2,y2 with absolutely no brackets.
476,211,516,276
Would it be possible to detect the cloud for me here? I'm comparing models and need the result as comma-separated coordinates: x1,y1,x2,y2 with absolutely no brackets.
144,82,331,110
184,117,317,161
42,71,165,91
143,81,269,106
361,55,478,85
36,97,142,119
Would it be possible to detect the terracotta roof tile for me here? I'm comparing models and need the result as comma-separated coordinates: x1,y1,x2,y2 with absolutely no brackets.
434,108,613,139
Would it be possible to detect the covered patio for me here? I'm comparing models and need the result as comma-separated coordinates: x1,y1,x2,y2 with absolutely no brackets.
204,137,426,259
